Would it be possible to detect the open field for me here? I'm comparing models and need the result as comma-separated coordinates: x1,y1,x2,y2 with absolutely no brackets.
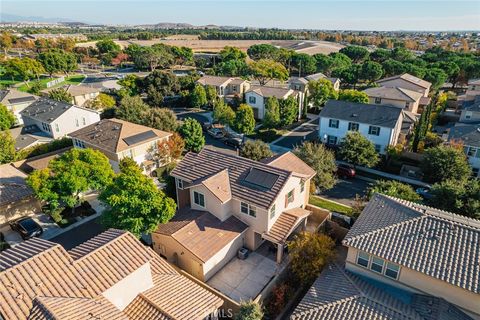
77,39,344,55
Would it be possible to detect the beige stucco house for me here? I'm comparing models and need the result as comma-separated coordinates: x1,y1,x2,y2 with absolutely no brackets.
0,89,38,125
197,75,250,99
42,84,100,106
363,86,424,114
245,86,303,120
342,193,480,319
152,148,316,281
376,73,432,98
69,118,171,174
289,73,341,93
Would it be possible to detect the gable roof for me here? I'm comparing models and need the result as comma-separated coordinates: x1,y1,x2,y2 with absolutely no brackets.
263,152,316,179
448,123,480,148
171,148,295,209
321,100,403,128
0,89,37,106
69,118,171,153
197,169,232,203
42,84,99,97
377,73,431,89
343,194,480,294
363,86,423,102
0,229,223,320
291,263,472,320
0,164,33,206
247,85,295,99
197,75,233,87
20,97,95,123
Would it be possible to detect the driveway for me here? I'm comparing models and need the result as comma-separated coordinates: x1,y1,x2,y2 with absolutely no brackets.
271,116,319,150
320,178,372,206
49,216,107,250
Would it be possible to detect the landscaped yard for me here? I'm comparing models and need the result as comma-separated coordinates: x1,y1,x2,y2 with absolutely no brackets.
16,74,86,92
248,127,287,143
309,195,354,216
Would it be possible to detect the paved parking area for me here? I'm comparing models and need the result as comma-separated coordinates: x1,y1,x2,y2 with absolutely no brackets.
320,178,372,206
207,252,276,302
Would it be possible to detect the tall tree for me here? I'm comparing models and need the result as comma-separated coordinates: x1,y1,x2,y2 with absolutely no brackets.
428,179,480,219
96,39,121,55
0,130,15,164
294,141,337,192
339,131,379,167
116,95,149,124
249,59,289,85
263,97,281,128
38,49,77,76
307,79,338,111
338,89,369,103
291,53,317,76
189,84,207,109
212,100,235,126
3,57,44,86
179,118,205,152
219,46,247,61
240,140,273,161
339,46,370,63
0,103,15,130
155,132,185,162
247,44,280,61
100,158,176,237
279,96,299,126
233,104,256,135
0,32,13,56
368,180,421,202
48,88,73,103
142,108,178,132
421,145,471,183
359,61,383,83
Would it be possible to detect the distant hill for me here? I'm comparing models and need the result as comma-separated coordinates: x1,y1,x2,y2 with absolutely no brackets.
0,13,76,23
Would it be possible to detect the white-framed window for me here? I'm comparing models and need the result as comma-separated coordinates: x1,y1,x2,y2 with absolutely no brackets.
241,202,256,217
329,119,339,128
370,256,384,273
82,117,86,125
300,180,305,193
369,126,380,136
348,122,359,131
286,189,294,205
74,139,85,148
467,147,477,157
374,144,382,153
176,179,184,190
75,119,79,127
385,262,400,279
327,135,337,145
269,204,276,219
465,111,472,119
193,191,205,208
55,123,59,132
374,97,382,104
249,96,256,104
356,251,369,268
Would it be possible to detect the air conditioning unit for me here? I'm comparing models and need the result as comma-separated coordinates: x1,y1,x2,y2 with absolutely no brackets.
237,247,249,260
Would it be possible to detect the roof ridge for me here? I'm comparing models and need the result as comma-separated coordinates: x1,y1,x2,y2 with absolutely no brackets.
69,229,128,262
137,292,177,320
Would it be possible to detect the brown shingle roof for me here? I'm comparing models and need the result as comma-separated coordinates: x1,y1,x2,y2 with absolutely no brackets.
343,194,480,294
264,152,316,179
264,207,310,244
69,118,171,153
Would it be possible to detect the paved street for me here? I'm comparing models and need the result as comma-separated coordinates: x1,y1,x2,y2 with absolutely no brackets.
319,178,372,206
273,121,318,149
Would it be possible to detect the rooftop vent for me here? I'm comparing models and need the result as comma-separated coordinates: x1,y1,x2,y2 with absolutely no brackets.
352,113,359,117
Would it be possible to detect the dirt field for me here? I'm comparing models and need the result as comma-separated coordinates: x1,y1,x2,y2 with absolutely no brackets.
77,39,344,55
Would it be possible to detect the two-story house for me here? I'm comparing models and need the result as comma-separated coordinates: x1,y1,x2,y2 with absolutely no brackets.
318,100,405,154
245,86,303,120
197,75,250,99
460,99,480,123
151,148,316,281
69,118,171,174
20,98,100,139
448,123,480,178
459,79,480,106
289,73,341,93
363,86,424,114
376,73,432,98
0,89,38,125
341,194,480,318
42,84,100,106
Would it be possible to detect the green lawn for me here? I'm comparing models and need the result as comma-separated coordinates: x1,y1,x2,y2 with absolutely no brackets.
247,127,287,143
309,195,354,216
17,74,86,93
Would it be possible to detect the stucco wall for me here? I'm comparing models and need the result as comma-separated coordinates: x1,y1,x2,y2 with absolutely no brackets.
0,196,41,226
379,79,429,97
245,91,266,119
203,232,245,281
53,106,100,139
368,97,420,114
188,184,232,222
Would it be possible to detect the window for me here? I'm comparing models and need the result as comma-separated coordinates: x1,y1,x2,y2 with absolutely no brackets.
327,135,337,145
357,251,369,268
82,117,86,125
74,139,85,148
467,147,477,157
328,119,339,128
374,144,382,153
270,204,276,219
370,256,384,273
75,119,79,127
241,202,256,217
232,85,237,92
176,179,184,189
405,102,410,109
300,180,305,193
385,262,400,279
374,97,382,104
249,96,256,104
465,111,472,119
286,189,294,205
55,123,59,132
348,122,359,131
368,126,380,136
193,191,205,207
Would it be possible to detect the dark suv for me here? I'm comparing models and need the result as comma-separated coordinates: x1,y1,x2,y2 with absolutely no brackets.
337,164,356,179
9,217,43,240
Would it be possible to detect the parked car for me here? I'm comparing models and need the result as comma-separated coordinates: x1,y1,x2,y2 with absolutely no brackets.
416,187,433,200
9,217,43,240
337,164,356,179
201,121,212,131
207,128,225,139
224,137,243,148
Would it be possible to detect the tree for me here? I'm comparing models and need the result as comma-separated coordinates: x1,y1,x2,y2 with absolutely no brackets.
247,44,280,60
429,179,479,219
368,180,421,202
288,232,335,283
213,100,235,126
118,74,139,97
236,300,264,320
382,59,407,77
48,88,73,103
421,145,471,183
3,57,44,86
85,93,116,110
313,53,334,74
141,70,180,100
294,142,337,192
189,84,207,109
219,46,246,61
116,95,149,124
100,158,176,237
359,61,383,83
156,132,185,162
205,85,218,107
131,46,174,71
249,59,289,85
339,131,379,167
27,148,114,211
233,104,256,135
214,59,249,77
423,68,447,90
279,96,299,126
179,118,205,152
263,97,281,128
307,79,338,111
142,108,178,132
0,103,15,130
38,49,77,76
328,52,352,72
96,39,121,55
339,46,370,63
240,140,273,161
291,53,317,76
0,32,13,56
333,64,360,88
0,130,15,164
338,89,369,103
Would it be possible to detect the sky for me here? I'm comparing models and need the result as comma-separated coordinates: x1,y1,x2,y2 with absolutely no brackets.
1,0,480,31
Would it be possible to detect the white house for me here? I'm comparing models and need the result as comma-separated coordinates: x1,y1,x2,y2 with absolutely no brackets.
460,99,480,123
0,89,38,125
318,100,404,154
20,98,100,139
245,86,302,119
448,123,480,178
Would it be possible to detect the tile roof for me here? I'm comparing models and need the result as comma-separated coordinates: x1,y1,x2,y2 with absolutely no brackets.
305,72,327,81
320,100,403,128
20,97,80,123
155,209,248,262
13,147,71,174
123,295,170,320
343,194,480,294
247,85,296,99
0,164,34,206
197,75,232,87
264,152,316,179
264,207,311,244
69,118,171,153
377,73,432,89
193,169,232,203
291,263,471,320
0,229,223,320
448,123,480,148
171,148,295,209
363,86,423,102
0,89,37,106
42,84,100,97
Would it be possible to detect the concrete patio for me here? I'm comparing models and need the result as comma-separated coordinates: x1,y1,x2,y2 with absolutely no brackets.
207,252,277,302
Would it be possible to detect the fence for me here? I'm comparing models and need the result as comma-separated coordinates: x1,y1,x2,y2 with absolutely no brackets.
46,76,65,88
